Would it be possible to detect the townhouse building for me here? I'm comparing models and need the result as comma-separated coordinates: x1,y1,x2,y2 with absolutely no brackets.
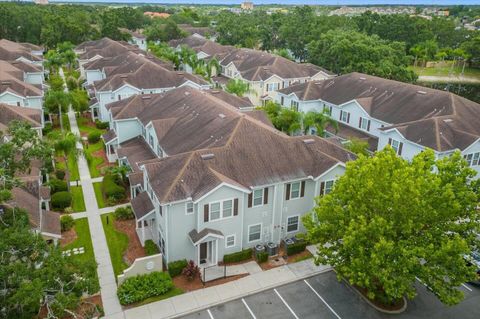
119,28,147,51
0,39,44,66
101,86,354,266
0,64,44,112
169,35,235,62
276,72,480,176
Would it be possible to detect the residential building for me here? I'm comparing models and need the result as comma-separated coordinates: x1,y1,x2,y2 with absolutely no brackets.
241,1,254,10
276,72,480,177
0,39,43,66
177,24,216,40
144,12,171,19
0,60,44,86
0,67,44,111
169,35,235,62
0,103,43,136
119,28,147,51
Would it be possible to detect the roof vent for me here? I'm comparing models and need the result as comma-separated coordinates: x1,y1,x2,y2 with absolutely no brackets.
1,81,11,85
201,153,215,160
120,75,128,78
359,77,366,80
177,72,184,75
142,96,151,100
303,139,315,144
211,90,220,94
185,91,190,96
443,118,453,123
417,90,427,95
218,113,226,119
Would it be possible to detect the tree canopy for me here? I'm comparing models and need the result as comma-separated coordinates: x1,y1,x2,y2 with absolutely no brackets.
304,148,480,306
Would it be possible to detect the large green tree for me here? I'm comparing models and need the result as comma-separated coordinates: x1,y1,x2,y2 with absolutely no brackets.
304,148,480,306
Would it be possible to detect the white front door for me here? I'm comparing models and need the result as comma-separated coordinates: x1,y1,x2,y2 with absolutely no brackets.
198,240,217,266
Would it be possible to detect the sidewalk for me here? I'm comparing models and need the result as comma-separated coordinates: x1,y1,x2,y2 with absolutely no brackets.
120,258,331,319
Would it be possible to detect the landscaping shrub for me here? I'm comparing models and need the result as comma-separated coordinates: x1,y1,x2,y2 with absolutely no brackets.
102,173,126,203
223,248,252,263
49,178,68,194
256,251,269,263
55,169,66,180
182,260,200,281
168,259,188,278
87,131,101,144
144,240,159,256
61,214,75,232
95,120,109,130
114,206,134,220
286,240,307,256
51,191,72,210
42,122,53,135
117,271,173,305
66,77,78,91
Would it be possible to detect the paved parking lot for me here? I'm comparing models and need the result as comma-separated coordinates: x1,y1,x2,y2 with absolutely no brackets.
180,271,480,319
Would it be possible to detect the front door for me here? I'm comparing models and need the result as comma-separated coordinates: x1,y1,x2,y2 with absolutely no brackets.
199,242,208,265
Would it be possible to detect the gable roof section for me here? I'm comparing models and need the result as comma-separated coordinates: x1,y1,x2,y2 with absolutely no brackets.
0,71,43,97
0,103,42,132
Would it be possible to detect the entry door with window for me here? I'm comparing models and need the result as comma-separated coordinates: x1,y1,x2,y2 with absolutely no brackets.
199,242,208,265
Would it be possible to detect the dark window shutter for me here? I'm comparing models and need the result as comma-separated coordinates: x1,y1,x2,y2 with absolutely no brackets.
248,193,252,208
203,204,209,222
285,183,291,200
300,181,306,197
263,188,268,205
320,182,325,196
398,142,403,155
388,138,392,145
233,198,238,216
339,110,343,120
358,117,362,128
367,120,371,131
347,112,350,123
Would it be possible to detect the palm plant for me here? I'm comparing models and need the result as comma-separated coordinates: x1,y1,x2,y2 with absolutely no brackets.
48,131,81,184
225,79,254,97
44,90,70,132
107,165,131,186
302,110,338,137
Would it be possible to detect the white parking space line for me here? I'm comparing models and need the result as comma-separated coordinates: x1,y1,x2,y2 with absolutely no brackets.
274,288,299,319
461,283,473,292
242,298,257,319
304,280,342,319
207,309,215,319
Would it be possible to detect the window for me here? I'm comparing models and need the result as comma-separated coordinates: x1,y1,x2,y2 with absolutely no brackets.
253,189,263,207
283,81,289,89
291,100,299,111
267,83,279,92
186,202,194,215
388,138,403,155
320,180,335,195
287,216,299,233
290,182,301,199
222,200,233,218
359,117,370,131
280,96,284,106
323,105,332,116
340,110,350,123
149,134,154,148
210,202,221,221
157,145,164,157
225,235,235,248
464,152,480,167
248,224,262,242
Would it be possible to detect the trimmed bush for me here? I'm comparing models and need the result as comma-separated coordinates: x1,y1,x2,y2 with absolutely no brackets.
42,122,53,135
51,191,72,210
117,271,173,305
102,173,126,203
286,240,307,256
49,178,68,194
182,260,200,281
256,251,269,263
55,169,66,180
95,120,109,130
87,131,101,144
61,214,75,232
114,206,134,220
168,259,188,278
223,248,252,263
145,240,160,256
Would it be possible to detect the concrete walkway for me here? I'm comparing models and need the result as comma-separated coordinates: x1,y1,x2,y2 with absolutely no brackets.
71,203,132,220
62,69,124,318
121,258,331,319
69,176,103,186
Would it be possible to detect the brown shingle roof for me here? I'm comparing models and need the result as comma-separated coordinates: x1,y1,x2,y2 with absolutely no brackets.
189,228,223,244
0,71,43,97
102,129,117,144
131,191,154,220
117,136,157,172
84,51,173,73
78,38,141,60
0,39,42,62
0,103,42,132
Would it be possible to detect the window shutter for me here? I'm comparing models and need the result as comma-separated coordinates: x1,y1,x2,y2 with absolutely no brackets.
300,181,306,197
388,138,392,145
263,188,268,205
398,142,403,155
248,193,252,208
358,117,362,128
320,181,325,196
347,112,350,123
233,198,238,216
285,183,291,200
367,120,371,131
203,204,209,222
339,110,343,120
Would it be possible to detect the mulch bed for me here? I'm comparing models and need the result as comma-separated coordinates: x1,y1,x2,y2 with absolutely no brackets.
92,147,115,173
258,246,312,270
173,273,249,292
353,284,405,311
60,227,78,247
114,218,146,265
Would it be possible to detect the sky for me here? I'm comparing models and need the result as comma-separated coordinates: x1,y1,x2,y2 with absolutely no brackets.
47,1,480,5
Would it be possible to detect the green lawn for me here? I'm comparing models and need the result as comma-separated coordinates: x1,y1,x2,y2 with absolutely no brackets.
101,213,129,277
67,151,80,181
77,116,103,136
93,182,106,208
71,186,86,212
410,65,480,78
85,140,105,178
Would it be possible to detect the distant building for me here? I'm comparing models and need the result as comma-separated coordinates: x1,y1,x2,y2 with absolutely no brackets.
437,9,450,17
241,1,254,11
144,12,171,19
34,0,48,4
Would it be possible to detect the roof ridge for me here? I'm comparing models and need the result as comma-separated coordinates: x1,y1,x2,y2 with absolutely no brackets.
434,117,442,151
162,152,196,202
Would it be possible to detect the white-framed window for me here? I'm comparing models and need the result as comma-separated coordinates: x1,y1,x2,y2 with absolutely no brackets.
290,182,301,199
464,152,480,167
157,145,164,157
209,199,234,221
267,83,279,92
283,81,289,88
340,110,350,123
359,117,370,131
225,234,235,248
291,100,299,111
253,189,263,207
321,180,335,195
248,223,262,242
186,202,194,215
210,202,221,221
389,138,402,155
287,215,299,233
222,199,233,218
149,134,154,148
280,96,284,106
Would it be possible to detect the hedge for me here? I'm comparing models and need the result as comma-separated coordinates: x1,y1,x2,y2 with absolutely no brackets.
51,191,72,210
114,206,134,220
286,240,307,256
117,271,173,305
145,240,160,256
60,214,75,232
87,131,101,144
95,120,109,129
168,259,188,278
256,251,269,263
223,248,252,263
55,169,66,180
42,122,53,135
102,174,126,202
49,178,68,194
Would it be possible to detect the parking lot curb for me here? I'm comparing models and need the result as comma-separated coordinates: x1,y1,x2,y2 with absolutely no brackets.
169,266,334,319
